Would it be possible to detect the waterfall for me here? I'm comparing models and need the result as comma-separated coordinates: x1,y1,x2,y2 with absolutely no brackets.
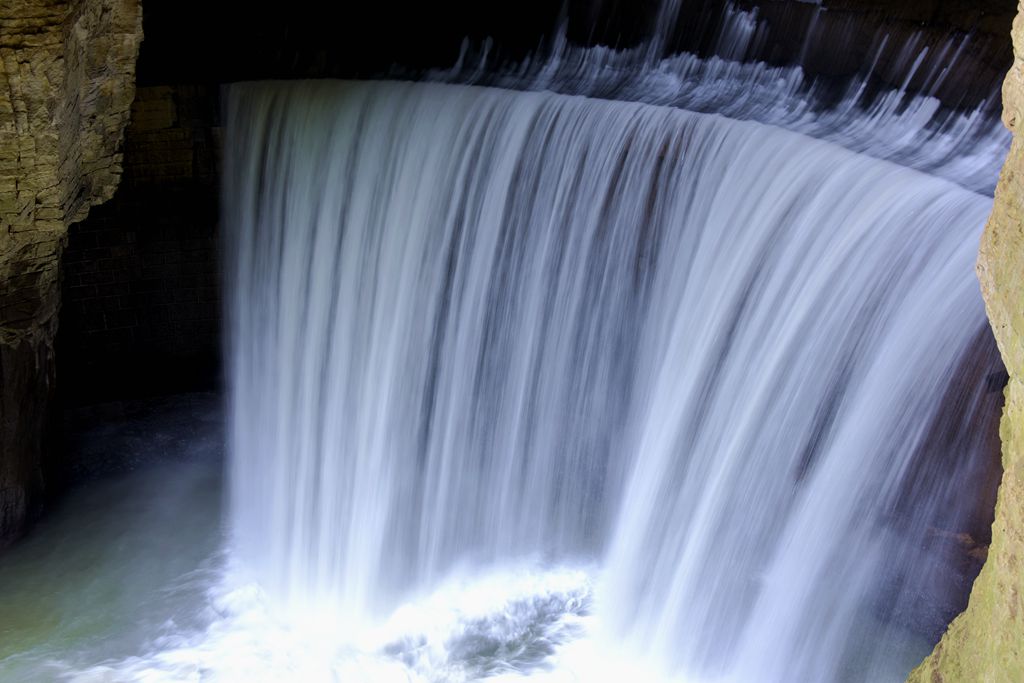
224,79,995,681
426,1,1010,194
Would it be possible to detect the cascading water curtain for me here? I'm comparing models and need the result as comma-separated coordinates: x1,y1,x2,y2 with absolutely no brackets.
224,80,996,681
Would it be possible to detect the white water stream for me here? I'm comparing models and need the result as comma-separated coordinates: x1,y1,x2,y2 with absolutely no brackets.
215,80,996,682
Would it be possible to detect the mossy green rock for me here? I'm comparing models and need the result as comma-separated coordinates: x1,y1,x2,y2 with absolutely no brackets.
908,5,1024,681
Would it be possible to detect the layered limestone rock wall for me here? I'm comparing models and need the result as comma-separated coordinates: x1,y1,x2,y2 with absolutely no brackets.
0,0,141,547
909,4,1024,681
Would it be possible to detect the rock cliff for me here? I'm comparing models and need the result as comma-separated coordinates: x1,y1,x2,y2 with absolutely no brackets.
909,3,1024,681
0,0,141,547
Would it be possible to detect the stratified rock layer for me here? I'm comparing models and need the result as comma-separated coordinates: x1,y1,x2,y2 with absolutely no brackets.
0,0,141,546
909,4,1024,681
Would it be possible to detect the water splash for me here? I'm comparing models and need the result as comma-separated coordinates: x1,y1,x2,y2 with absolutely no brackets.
65,562,596,683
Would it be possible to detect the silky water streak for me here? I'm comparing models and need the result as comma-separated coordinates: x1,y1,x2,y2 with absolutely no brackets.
223,80,996,681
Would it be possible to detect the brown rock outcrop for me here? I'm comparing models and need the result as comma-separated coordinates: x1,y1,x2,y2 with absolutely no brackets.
0,0,141,547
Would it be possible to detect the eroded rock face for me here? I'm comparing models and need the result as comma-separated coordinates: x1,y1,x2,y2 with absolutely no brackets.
0,0,141,547
909,4,1024,681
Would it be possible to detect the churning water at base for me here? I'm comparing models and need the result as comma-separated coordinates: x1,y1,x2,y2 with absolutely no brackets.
213,80,999,682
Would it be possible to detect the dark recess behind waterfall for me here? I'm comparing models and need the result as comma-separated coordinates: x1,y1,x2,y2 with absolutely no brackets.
58,0,1016,407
